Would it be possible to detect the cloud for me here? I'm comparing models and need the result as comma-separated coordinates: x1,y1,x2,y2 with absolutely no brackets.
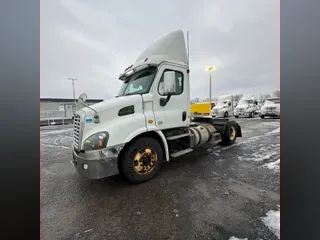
42,0,279,100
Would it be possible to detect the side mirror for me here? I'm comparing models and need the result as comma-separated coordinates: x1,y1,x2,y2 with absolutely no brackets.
78,93,87,104
163,71,176,95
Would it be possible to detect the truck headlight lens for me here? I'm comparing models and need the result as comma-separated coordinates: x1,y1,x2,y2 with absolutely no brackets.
83,132,109,151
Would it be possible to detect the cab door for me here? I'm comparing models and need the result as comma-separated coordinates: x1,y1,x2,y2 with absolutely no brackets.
152,64,189,130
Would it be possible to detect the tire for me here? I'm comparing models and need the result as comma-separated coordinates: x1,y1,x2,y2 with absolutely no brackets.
224,111,228,118
220,121,238,146
121,137,163,184
249,112,254,118
260,115,265,119
235,116,239,118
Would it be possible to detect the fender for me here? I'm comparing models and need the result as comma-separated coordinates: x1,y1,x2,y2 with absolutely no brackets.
153,130,170,161
147,126,170,161
123,127,170,161
123,126,149,144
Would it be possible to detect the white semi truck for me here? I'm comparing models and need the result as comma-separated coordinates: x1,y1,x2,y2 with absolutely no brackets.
71,30,242,183
211,95,233,118
233,94,258,118
259,98,280,118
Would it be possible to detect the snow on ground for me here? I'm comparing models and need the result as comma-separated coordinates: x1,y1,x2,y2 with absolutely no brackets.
262,159,280,172
229,237,248,240
237,143,279,161
41,128,73,136
262,210,280,239
259,121,280,127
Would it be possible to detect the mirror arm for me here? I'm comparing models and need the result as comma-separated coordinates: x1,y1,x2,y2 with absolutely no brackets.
160,93,172,107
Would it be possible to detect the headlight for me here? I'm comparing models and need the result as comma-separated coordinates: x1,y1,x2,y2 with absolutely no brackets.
83,132,109,151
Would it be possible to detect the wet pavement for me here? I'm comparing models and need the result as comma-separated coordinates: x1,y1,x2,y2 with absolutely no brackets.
41,117,280,240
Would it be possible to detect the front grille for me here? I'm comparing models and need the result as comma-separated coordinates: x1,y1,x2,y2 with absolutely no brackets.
266,107,276,111
237,108,244,112
73,114,81,149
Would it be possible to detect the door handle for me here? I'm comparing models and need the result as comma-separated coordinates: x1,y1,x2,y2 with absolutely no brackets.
182,111,187,121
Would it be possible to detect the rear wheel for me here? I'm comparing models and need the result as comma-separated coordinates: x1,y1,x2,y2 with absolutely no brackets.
221,122,238,146
234,116,239,118
121,137,163,184
249,112,254,118
224,111,228,118
260,115,265,119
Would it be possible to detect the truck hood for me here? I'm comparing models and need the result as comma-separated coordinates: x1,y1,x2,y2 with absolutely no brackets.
262,103,280,109
235,104,249,109
77,95,143,117
212,106,227,111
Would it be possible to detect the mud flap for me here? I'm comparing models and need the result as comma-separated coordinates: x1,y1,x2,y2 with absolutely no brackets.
236,123,242,137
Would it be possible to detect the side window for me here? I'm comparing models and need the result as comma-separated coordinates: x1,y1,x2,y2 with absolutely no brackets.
158,70,184,96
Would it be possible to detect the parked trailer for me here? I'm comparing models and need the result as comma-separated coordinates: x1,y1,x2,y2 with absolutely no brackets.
190,102,215,117
71,30,242,183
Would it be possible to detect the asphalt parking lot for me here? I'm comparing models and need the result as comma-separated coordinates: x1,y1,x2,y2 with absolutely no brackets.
40,116,280,240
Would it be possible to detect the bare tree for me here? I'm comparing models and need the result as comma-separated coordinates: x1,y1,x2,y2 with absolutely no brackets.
190,97,200,104
233,94,243,103
273,90,280,98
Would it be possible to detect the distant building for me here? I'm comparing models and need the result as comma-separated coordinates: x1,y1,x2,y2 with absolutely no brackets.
40,98,103,120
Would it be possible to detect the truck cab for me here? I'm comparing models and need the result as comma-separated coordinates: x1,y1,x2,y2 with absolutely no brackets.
233,94,258,118
259,98,280,118
211,95,233,118
71,30,242,183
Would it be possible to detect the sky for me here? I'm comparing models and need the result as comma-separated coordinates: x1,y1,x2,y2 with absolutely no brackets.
42,0,279,100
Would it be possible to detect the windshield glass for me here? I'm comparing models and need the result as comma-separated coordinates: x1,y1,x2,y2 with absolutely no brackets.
264,99,280,106
239,99,253,105
216,100,229,106
117,67,157,96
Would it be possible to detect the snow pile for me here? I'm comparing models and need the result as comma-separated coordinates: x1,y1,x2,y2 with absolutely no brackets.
262,159,280,172
229,237,248,240
262,210,280,239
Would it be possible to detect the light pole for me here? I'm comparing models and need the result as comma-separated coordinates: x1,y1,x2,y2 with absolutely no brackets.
68,78,77,114
205,66,216,109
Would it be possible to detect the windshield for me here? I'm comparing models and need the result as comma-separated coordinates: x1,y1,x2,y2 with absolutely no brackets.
117,67,157,96
239,99,253,105
216,100,229,106
264,99,280,106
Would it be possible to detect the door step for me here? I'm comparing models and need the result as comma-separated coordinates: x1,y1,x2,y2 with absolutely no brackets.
170,148,193,158
166,133,190,141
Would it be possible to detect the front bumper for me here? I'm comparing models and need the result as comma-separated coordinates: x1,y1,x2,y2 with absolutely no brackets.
71,144,124,179
233,111,250,117
260,111,280,117
212,110,225,118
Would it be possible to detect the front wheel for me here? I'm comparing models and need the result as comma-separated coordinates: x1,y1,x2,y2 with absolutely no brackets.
121,137,163,184
260,115,265,119
234,116,239,118
224,111,228,118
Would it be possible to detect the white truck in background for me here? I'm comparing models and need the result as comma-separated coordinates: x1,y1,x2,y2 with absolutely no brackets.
211,95,233,118
71,30,242,183
259,98,280,118
233,94,258,118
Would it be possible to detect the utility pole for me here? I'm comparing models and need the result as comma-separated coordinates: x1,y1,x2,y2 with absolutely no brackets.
209,72,212,107
68,78,77,114
205,66,216,110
